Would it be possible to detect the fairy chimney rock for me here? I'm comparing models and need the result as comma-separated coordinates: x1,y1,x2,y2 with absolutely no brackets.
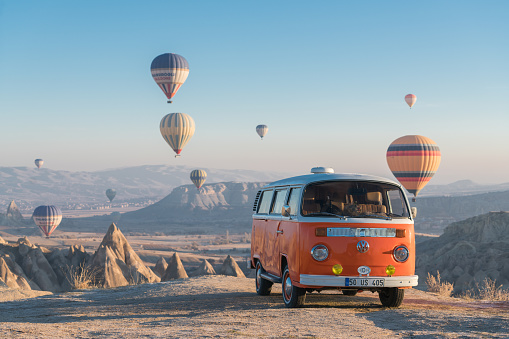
90,223,159,288
219,255,245,278
194,259,216,276
153,257,168,278
6,201,23,221
162,252,188,281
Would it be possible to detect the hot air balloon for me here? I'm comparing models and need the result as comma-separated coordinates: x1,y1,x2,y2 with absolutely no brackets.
256,125,268,140
160,113,195,157
190,169,207,190
386,135,441,201
35,159,44,169
32,205,62,237
151,53,189,103
405,94,417,108
106,189,116,202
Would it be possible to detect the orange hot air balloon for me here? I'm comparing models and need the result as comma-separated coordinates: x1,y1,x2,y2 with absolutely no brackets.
386,135,441,201
405,94,417,108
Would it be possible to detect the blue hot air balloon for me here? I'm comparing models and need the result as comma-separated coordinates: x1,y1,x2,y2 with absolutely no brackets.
32,205,62,237
151,53,189,103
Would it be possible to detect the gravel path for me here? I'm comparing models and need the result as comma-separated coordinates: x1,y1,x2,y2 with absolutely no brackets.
1,276,508,338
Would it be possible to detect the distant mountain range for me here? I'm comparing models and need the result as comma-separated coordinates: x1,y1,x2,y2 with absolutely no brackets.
0,165,292,210
2,165,508,210
419,179,509,197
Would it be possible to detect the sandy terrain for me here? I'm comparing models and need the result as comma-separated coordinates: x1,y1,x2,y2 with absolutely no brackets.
1,276,508,338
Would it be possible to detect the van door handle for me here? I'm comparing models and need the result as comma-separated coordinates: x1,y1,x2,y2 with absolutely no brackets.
276,230,283,234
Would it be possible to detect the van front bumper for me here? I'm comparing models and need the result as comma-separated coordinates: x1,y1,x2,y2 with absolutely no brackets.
299,274,418,288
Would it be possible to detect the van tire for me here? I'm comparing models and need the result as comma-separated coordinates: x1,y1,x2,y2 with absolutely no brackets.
255,261,273,295
379,288,404,307
282,265,306,308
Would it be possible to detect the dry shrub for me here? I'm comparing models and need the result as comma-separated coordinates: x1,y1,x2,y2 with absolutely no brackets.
426,271,454,297
64,263,98,290
463,278,509,301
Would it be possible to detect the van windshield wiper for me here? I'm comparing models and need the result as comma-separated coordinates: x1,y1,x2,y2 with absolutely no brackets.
304,212,347,220
355,214,392,220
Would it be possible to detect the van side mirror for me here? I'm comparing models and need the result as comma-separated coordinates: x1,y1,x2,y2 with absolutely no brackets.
411,207,417,219
282,205,291,217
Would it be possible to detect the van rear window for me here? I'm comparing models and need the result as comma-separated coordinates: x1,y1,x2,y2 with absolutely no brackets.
301,181,409,219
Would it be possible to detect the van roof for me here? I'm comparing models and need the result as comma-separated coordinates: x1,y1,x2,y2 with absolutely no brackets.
263,173,401,189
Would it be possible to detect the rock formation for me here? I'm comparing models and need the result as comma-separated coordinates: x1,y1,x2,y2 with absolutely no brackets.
89,223,160,288
417,212,509,293
6,201,23,222
219,255,245,278
0,236,6,245
193,259,216,276
153,257,168,278
162,252,188,281
0,254,35,290
20,243,62,292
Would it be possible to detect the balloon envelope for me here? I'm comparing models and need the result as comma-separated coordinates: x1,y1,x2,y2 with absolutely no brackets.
386,135,441,199
160,113,195,156
35,159,44,169
190,169,207,189
106,189,116,202
32,205,62,237
405,94,417,108
151,53,189,101
256,125,268,139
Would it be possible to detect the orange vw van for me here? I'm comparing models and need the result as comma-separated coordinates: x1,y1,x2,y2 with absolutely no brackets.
250,167,418,308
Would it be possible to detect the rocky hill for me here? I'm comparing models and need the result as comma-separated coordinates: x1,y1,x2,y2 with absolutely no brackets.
62,182,266,234
416,211,509,293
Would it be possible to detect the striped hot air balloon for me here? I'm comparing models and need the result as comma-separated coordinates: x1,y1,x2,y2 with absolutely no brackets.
151,53,189,103
160,113,195,157
32,205,62,237
256,125,268,140
386,135,441,201
405,94,417,108
190,169,207,190
35,159,44,169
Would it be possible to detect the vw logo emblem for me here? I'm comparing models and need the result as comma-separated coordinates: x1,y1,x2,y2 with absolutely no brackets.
357,240,369,253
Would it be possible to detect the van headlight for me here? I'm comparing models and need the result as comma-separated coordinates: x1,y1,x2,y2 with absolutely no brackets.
393,245,409,262
311,244,329,261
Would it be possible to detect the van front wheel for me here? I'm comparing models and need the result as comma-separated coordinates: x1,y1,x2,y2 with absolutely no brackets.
282,265,306,308
379,288,404,308
255,261,273,295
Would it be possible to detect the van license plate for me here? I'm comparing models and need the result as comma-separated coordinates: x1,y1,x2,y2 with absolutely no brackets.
345,278,385,287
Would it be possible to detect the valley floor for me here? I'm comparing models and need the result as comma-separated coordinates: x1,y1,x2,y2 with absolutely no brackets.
1,276,508,338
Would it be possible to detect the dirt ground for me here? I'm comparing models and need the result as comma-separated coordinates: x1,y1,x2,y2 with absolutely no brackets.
1,276,508,338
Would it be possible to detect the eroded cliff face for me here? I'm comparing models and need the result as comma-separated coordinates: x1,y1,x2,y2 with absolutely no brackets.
417,212,509,293
113,182,266,233
153,182,265,211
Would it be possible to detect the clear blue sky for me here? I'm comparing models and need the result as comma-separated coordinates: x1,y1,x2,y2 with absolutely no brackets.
0,0,508,184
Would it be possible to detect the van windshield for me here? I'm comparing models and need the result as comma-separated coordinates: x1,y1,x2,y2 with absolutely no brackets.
301,181,410,219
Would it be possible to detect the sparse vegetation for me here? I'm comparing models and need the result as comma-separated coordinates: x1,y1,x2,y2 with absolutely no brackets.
426,271,454,297
461,278,509,301
63,263,98,290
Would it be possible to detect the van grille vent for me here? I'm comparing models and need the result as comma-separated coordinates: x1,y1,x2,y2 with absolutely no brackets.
253,190,262,212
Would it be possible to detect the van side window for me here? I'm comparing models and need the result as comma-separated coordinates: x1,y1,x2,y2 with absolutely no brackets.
257,190,274,214
270,189,288,215
287,187,301,216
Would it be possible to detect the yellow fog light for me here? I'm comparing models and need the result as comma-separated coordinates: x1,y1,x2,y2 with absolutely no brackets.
385,265,395,276
332,264,343,275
